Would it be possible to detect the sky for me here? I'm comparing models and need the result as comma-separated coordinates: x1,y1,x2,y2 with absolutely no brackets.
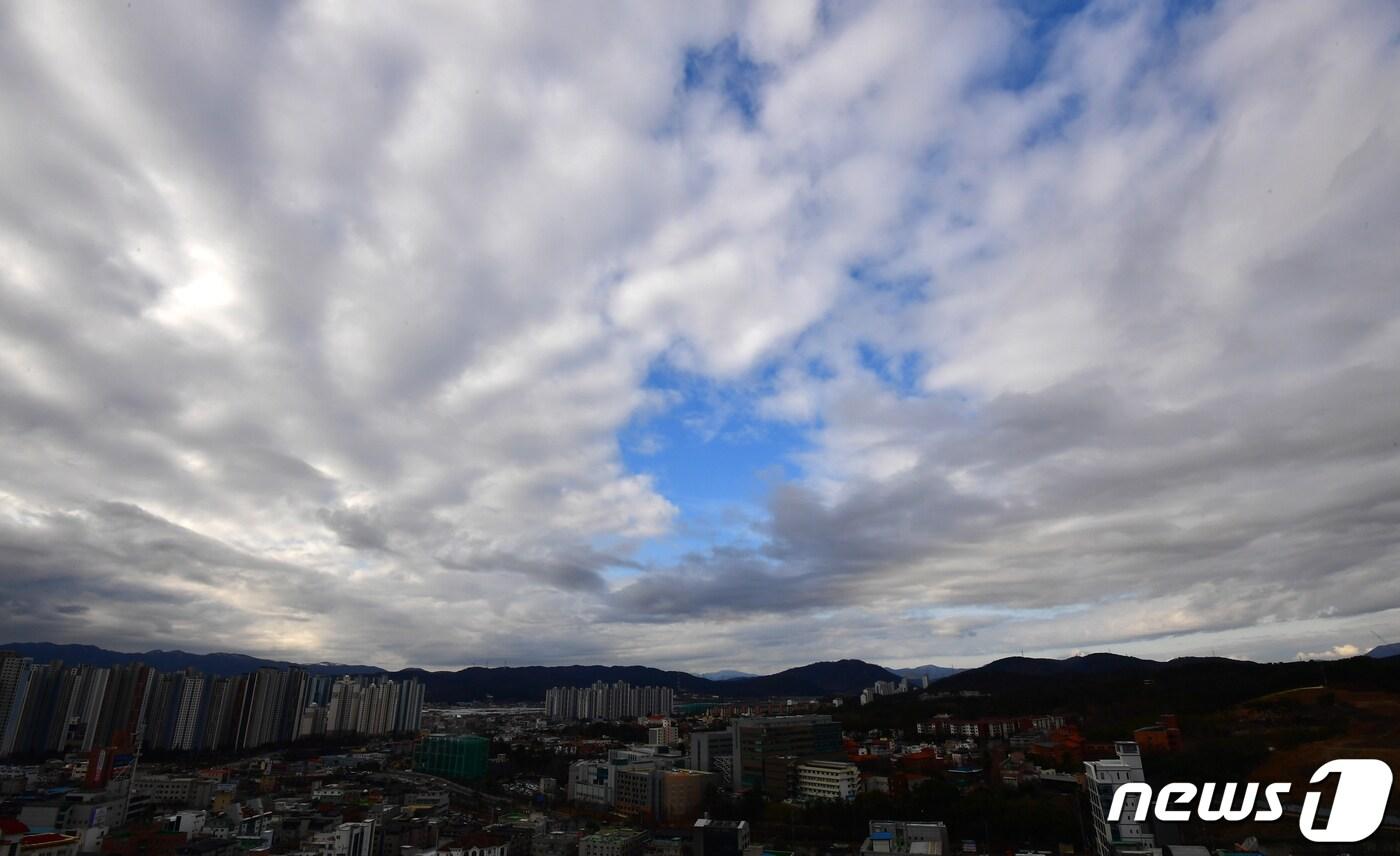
1,0,1399,673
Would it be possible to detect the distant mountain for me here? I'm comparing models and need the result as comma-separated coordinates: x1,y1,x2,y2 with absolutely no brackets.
934,652,1168,691
398,658,898,703
889,664,962,682
0,642,385,677
699,670,759,680
719,659,900,698
1368,642,1400,658
0,642,891,702
856,653,1400,726
397,664,713,703
942,652,1159,684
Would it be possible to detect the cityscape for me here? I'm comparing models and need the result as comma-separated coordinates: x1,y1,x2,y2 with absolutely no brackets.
1,644,1398,856
2,3,1400,856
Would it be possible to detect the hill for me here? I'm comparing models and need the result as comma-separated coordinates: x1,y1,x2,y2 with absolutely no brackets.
1368,642,1400,658
934,652,1163,689
891,654,1398,723
720,659,899,698
0,642,384,676
836,653,1400,740
0,642,894,702
396,658,898,702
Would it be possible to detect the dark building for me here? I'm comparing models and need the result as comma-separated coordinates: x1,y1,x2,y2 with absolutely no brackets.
693,820,749,856
730,715,843,796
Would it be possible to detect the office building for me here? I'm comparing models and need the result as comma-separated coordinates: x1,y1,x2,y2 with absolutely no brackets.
688,731,732,776
796,760,860,801
692,820,748,856
1084,741,1155,856
730,715,843,795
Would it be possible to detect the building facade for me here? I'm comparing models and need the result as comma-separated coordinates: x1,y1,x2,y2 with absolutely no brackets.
1084,741,1155,856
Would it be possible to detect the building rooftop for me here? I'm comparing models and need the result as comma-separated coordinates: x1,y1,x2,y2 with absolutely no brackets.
693,820,746,829
585,828,646,841
22,833,81,847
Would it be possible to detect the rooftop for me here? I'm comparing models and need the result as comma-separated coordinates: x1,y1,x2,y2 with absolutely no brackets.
584,828,646,842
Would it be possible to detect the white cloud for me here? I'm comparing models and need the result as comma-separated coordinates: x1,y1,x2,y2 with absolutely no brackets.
0,0,1397,670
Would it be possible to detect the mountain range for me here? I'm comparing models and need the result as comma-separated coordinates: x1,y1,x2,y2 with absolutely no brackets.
0,642,897,702
0,642,386,676
699,670,759,680
889,664,963,682
4,641,1396,703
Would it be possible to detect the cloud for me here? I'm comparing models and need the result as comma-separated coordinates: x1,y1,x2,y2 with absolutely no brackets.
1296,644,1363,661
0,0,1397,671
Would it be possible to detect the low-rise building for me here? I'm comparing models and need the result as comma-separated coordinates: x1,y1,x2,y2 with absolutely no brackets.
860,821,950,856
795,760,859,801
693,820,748,856
534,832,580,856
441,832,509,856
580,829,648,856
174,838,239,856
15,832,81,856
131,776,215,809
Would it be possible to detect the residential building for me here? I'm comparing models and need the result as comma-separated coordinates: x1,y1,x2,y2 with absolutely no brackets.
646,721,678,746
545,683,673,722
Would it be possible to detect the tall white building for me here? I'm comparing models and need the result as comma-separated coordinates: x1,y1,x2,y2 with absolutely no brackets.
318,677,422,736
1084,741,1155,856
170,673,206,751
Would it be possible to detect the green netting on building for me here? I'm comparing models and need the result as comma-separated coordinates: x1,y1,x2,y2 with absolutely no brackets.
414,733,488,781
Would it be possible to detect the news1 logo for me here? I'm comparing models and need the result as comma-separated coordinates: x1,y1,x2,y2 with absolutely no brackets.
1107,759,1394,843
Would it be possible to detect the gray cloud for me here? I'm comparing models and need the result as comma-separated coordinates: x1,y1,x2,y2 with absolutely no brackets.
0,0,1397,671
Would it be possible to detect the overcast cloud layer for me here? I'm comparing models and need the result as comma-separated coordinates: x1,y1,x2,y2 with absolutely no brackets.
2,0,1399,672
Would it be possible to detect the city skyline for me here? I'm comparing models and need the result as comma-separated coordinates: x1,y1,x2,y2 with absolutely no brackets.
3,1,1400,672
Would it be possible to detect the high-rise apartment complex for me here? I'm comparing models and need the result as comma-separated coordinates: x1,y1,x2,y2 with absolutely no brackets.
544,682,673,721
0,652,424,759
